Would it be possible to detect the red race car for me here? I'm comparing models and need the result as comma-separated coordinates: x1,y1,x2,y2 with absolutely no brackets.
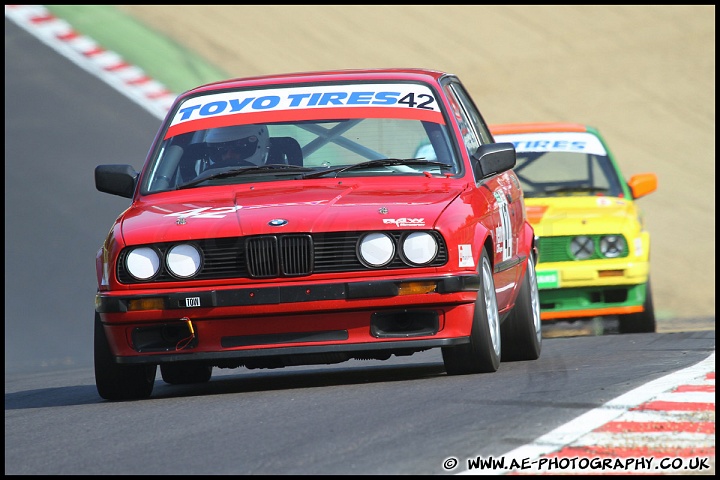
94,68,541,400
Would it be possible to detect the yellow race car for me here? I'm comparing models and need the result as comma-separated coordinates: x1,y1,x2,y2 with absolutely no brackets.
491,123,657,333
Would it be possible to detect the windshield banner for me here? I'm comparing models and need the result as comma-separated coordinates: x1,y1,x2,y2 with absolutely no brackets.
166,83,445,138
494,132,607,156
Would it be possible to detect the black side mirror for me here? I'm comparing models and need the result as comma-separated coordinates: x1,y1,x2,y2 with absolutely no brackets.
95,164,138,199
472,142,516,181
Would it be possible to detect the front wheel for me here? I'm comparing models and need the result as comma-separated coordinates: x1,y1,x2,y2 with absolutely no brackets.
94,313,156,401
501,252,542,361
442,248,501,375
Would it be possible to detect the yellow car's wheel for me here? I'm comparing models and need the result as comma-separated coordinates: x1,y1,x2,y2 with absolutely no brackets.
618,280,656,333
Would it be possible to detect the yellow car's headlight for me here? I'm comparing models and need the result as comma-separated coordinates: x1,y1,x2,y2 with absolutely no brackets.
570,235,594,260
599,235,627,258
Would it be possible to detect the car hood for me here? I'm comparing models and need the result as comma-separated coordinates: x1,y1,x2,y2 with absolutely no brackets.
119,181,464,245
525,196,638,237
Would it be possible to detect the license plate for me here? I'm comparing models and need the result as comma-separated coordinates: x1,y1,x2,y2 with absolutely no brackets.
536,270,559,289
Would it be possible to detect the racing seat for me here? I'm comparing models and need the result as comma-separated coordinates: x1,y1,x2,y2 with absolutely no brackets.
267,137,303,166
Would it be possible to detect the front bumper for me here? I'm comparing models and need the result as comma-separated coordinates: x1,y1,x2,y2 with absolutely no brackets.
536,257,650,290
535,259,650,320
96,274,479,313
96,274,481,365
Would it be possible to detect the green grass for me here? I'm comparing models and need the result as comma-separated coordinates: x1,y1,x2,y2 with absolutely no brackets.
43,5,229,95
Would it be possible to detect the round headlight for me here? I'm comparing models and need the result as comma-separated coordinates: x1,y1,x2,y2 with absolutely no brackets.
359,232,395,267
125,247,160,280
402,232,438,265
599,235,626,258
166,243,202,278
570,235,594,260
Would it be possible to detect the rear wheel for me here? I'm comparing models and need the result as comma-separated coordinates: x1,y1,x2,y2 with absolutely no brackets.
618,280,656,333
161,362,213,385
94,313,156,401
442,249,501,374
501,252,542,361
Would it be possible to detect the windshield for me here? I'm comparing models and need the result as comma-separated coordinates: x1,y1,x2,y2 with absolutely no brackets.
513,151,623,198
142,82,460,193
494,132,623,198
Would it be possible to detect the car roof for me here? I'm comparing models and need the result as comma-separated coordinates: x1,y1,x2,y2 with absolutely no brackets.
489,122,590,135
185,68,453,95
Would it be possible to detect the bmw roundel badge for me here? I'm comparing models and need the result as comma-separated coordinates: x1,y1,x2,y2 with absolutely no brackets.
268,219,288,227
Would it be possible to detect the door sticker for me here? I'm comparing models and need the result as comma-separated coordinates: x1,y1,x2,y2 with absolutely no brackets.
493,190,513,261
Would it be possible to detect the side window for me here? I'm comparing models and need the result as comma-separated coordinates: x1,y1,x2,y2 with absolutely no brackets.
448,82,493,145
442,83,481,160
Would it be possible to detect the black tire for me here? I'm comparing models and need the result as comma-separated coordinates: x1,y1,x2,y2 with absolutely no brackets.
94,313,156,401
442,248,501,374
618,280,656,333
501,252,542,361
161,362,213,385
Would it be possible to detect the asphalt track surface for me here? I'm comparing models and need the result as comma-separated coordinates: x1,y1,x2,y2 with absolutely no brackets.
4,17,161,373
4,7,716,476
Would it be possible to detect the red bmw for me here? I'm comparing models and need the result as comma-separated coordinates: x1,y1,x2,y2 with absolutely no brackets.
94,68,541,400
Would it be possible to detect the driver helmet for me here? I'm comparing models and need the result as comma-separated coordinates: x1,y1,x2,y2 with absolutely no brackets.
204,124,269,166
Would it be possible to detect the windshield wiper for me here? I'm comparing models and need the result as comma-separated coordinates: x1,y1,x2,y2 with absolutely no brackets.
302,158,453,179
176,164,313,189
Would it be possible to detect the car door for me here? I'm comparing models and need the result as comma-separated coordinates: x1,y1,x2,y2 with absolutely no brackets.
441,79,522,309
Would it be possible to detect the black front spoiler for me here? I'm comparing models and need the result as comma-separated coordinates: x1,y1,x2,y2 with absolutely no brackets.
96,274,481,313
115,336,470,365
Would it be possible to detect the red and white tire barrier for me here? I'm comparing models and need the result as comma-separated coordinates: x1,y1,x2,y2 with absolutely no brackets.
5,4,175,119
462,352,715,475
